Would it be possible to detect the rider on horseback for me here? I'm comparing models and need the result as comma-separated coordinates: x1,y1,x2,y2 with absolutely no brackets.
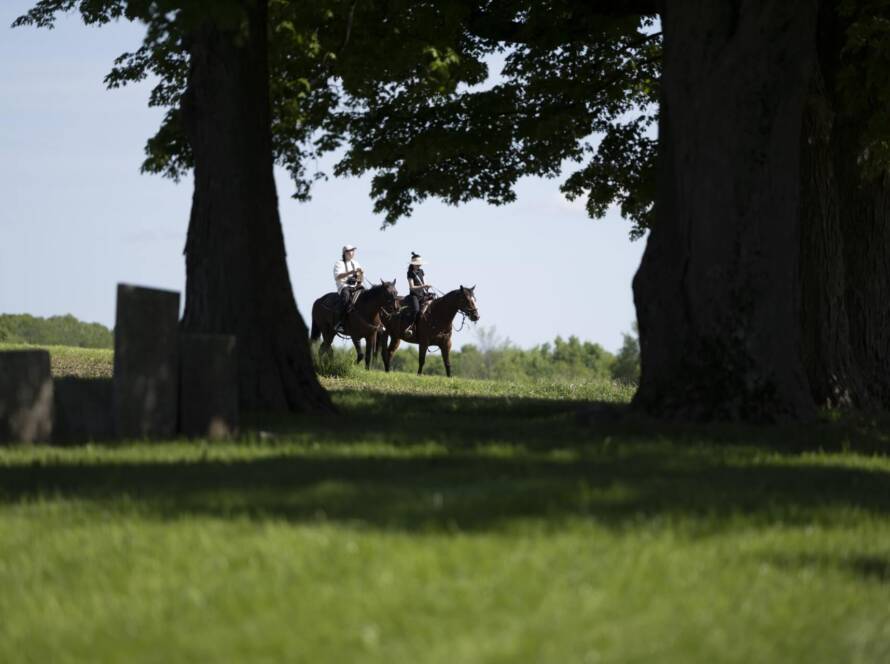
404,252,433,335
333,244,363,329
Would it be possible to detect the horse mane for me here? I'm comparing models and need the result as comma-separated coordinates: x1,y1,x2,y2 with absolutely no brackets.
438,288,463,301
363,282,390,296
357,282,396,302
427,287,461,313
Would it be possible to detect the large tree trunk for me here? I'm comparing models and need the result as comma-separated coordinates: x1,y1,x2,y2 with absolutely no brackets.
798,3,890,410
180,0,332,413
633,1,817,421
798,64,869,409
836,135,890,407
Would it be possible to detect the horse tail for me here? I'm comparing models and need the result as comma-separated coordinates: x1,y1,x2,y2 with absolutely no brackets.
310,312,321,342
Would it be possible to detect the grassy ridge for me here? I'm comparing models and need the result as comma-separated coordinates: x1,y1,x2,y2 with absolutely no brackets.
1,345,889,662
0,342,113,378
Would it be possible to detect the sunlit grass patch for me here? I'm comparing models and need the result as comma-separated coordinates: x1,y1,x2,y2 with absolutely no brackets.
0,342,113,378
1,343,889,662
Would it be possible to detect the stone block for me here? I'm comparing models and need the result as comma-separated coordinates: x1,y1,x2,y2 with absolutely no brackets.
179,334,238,440
0,350,53,443
53,377,113,443
113,284,180,438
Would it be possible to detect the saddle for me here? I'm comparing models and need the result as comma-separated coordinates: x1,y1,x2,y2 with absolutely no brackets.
327,287,363,311
396,293,434,335
323,288,363,335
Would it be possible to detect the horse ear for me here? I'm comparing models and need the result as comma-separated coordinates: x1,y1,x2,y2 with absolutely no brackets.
393,278,397,286
380,278,384,285
470,285,476,292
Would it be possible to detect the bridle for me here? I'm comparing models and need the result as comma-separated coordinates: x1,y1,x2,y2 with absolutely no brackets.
378,282,400,317
453,291,479,331
384,289,399,315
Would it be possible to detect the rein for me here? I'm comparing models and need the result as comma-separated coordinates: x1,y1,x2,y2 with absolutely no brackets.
425,291,475,334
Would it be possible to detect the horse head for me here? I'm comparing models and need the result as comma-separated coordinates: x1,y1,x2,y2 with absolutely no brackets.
377,278,399,313
459,285,480,322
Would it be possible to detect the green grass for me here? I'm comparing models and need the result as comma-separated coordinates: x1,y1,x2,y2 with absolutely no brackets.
0,342,113,378
1,344,890,662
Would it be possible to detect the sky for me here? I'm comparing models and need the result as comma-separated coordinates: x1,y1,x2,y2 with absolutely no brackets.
0,1,646,351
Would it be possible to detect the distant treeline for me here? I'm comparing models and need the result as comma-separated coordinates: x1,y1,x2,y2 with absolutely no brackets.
385,329,640,384
0,314,113,349
0,313,640,385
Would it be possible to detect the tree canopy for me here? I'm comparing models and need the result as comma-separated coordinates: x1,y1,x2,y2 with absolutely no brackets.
15,1,661,234
333,3,659,235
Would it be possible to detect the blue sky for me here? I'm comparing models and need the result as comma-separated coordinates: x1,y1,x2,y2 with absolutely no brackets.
0,1,645,351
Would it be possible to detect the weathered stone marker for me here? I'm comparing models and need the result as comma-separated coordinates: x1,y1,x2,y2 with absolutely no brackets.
54,377,113,443
179,334,238,440
0,350,53,443
113,284,180,439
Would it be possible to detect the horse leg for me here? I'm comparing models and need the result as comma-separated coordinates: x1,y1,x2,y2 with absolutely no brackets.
321,327,335,357
365,332,376,371
386,336,401,373
376,332,387,363
441,338,453,378
352,336,364,364
417,343,428,375
380,332,391,372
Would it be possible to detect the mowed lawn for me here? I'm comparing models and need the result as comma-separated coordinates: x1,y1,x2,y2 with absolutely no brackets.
1,345,890,662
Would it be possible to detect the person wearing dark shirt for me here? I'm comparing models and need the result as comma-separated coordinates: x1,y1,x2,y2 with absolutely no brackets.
404,252,431,334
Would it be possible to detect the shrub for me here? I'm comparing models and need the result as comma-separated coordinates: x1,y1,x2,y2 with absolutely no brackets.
610,327,641,386
0,313,112,348
386,326,623,382
313,347,356,378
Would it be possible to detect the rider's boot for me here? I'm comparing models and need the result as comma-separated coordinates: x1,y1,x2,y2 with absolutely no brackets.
336,292,350,333
401,308,414,336
405,311,421,337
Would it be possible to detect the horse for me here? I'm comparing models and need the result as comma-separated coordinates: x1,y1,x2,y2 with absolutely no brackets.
379,285,480,377
310,280,399,370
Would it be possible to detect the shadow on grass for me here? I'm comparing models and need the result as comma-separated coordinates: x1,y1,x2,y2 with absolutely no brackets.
2,446,889,533
3,387,889,533
766,553,890,584
252,388,890,457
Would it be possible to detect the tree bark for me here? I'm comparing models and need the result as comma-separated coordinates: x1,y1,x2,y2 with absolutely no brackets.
836,134,890,407
180,0,333,413
798,3,890,410
798,65,869,408
633,0,817,421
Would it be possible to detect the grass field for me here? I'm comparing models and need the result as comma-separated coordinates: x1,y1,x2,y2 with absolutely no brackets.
1,344,889,662
0,342,113,378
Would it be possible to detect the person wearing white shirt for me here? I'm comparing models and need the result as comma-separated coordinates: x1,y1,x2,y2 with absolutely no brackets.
333,244,363,325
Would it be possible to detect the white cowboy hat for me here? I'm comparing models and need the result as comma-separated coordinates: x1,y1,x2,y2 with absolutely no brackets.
342,244,357,253
410,252,424,266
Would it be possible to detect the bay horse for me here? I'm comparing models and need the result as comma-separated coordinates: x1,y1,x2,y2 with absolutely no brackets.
380,286,480,377
310,280,398,369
